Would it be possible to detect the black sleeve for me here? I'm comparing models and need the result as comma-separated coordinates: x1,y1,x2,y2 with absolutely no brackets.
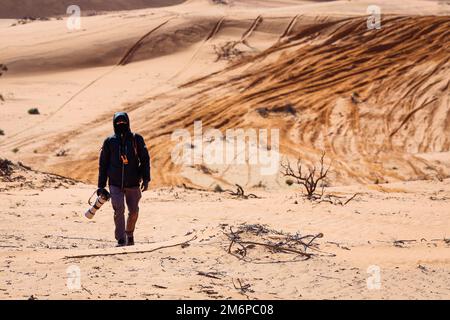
98,138,110,188
136,134,151,182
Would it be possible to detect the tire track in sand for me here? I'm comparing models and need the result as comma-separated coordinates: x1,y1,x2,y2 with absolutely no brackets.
3,17,176,148
279,15,300,40
169,16,226,81
241,15,263,43
118,18,174,66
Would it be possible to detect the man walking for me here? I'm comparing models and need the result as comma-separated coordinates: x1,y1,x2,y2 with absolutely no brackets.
97,112,151,247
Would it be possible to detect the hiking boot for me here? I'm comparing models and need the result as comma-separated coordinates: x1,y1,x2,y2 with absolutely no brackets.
127,236,135,246
116,239,126,247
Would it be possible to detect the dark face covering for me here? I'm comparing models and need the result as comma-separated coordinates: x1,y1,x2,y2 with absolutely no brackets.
115,122,129,136
113,112,130,137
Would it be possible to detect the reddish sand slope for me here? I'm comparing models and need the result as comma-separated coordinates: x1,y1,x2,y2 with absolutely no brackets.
98,15,450,188
0,0,187,18
0,2,449,190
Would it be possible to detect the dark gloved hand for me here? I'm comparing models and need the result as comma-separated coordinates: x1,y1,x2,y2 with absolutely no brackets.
97,188,107,197
140,180,149,192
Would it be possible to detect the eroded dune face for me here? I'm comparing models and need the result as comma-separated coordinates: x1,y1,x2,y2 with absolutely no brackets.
130,16,450,187
1,2,449,189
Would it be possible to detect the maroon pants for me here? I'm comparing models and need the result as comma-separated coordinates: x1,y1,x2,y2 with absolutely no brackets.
110,185,141,241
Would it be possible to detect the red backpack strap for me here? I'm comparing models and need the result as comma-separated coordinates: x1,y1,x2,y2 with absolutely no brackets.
132,133,138,157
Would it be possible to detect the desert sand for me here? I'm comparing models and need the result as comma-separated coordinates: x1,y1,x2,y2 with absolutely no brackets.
1,160,449,299
0,0,449,300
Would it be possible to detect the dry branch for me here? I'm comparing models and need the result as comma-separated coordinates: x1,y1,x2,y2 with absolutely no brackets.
214,41,243,62
197,271,222,279
282,152,358,205
224,184,259,199
317,193,359,206
182,183,209,192
281,152,331,200
232,278,254,299
64,236,197,259
224,224,324,262
231,239,312,258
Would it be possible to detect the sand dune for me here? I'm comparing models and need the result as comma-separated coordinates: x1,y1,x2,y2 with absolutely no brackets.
6,13,445,189
151,15,450,187
1,1,448,190
0,0,449,300
0,0,187,19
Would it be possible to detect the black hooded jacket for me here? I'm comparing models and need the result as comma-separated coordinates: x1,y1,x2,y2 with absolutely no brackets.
98,112,151,189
